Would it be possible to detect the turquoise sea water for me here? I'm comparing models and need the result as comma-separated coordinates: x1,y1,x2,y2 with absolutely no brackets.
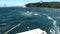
0,7,60,34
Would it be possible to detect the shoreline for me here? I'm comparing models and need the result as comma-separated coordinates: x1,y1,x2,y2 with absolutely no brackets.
0,5,26,8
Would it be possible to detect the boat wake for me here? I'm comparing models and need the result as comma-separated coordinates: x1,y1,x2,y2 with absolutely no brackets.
46,15,60,34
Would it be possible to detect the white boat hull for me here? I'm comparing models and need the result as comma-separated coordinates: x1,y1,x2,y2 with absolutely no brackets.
16,28,47,34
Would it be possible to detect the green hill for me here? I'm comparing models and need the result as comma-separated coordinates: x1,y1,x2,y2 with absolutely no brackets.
25,2,60,8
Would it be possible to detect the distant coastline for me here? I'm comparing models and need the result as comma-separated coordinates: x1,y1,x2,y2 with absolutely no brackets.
25,2,60,8
0,5,26,8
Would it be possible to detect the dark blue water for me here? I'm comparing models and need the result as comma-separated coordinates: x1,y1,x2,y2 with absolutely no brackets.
0,7,60,34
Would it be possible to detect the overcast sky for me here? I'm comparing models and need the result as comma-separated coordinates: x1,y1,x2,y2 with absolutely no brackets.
0,0,60,6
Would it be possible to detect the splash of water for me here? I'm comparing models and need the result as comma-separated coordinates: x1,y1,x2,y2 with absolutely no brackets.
47,15,60,34
50,20,60,34
21,11,39,17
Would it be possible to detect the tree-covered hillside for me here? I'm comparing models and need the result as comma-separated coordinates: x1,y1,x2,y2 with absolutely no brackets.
25,2,60,8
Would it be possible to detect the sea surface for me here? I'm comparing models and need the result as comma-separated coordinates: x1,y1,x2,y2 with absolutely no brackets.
0,7,60,34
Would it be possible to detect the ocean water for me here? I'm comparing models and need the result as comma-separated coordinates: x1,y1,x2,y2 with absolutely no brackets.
0,7,60,34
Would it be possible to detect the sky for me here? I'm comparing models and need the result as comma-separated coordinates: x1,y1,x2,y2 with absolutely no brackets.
0,0,60,6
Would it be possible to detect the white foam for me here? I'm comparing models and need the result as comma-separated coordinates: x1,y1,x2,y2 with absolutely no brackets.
43,14,53,20
43,15,60,34
49,18,60,34
47,16,53,20
33,13,39,16
22,11,39,16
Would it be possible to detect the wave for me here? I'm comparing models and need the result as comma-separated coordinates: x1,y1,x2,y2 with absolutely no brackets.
47,15,60,34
